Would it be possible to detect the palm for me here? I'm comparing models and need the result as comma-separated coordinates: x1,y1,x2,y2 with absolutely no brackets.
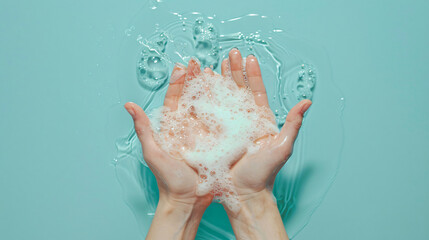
145,143,199,198
230,135,287,195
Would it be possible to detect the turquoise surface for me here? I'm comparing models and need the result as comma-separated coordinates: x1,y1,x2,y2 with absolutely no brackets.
1,0,428,239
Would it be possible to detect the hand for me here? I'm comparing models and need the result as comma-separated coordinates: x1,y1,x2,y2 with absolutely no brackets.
220,48,312,239
124,59,212,240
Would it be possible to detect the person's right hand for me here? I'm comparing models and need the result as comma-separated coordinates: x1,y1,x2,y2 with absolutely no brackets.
221,49,311,198
220,48,312,239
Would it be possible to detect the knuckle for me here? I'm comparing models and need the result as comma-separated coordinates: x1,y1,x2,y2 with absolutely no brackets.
134,126,146,137
135,129,144,137
293,120,302,131
285,114,294,124
285,115,303,131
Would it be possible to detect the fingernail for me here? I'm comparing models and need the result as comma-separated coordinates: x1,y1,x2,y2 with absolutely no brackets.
230,48,239,55
301,101,312,114
170,63,186,83
247,55,257,62
190,57,200,65
175,62,186,70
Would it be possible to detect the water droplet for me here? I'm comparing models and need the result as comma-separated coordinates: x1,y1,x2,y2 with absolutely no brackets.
137,45,169,90
192,17,220,68
282,63,317,109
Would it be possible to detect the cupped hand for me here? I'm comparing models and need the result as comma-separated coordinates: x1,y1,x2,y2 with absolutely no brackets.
124,59,213,207
221,48,312,200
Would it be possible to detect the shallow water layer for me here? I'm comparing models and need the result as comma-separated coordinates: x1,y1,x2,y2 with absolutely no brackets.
113,1,344,239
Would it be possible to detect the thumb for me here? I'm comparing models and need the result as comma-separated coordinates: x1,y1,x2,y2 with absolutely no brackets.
125,102,173,176
277,100,312,156
124,102,155,148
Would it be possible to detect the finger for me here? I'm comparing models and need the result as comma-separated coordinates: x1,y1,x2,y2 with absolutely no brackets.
187,58,201,80
221,58,230,77
186,59,202,119
124,102,175,174
204,67,215,75
203,67,216,102
124,102,158,152
228,48,246,87
246,55,269,107
164,63,187,111
277,100,312,155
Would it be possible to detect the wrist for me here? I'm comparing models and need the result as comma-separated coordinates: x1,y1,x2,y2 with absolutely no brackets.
146,195,208,240
224,189,289,240
225,189,277,218
157,194,208,217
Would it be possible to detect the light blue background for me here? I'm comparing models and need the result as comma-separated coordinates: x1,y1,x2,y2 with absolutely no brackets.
1,0,428,239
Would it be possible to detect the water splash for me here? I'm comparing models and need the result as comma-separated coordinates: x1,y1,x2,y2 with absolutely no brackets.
282,63,317,114
136,33,170,90
193,17,220,68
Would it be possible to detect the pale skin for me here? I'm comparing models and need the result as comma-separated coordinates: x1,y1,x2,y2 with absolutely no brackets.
124,48,312,240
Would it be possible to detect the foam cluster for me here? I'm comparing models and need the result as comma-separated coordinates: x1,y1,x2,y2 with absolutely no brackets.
149,71,278,212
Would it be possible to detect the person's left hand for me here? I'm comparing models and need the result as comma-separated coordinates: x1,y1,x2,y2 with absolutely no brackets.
124,59,213,239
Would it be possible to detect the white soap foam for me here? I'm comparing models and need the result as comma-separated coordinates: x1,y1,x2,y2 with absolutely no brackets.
150,72,278,212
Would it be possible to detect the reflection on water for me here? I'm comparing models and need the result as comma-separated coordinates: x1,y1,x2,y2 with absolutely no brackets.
113,1,344,239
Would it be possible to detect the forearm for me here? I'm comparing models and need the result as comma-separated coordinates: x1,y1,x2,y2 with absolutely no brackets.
146,196,207,240
225,189,289,240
